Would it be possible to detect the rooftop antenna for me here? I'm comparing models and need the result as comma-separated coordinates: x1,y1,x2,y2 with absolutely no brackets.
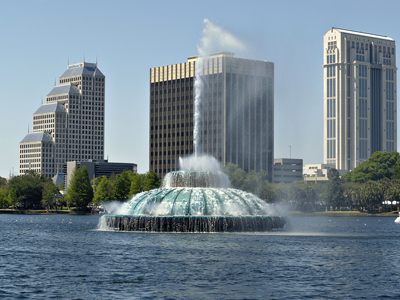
54,77,56,86
83,53,85,63
67,57,69,66
96,54,98,67
41,96,43,105
28,123,29,133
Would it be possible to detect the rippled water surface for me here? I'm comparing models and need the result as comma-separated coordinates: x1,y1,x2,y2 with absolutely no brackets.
1,214,400,299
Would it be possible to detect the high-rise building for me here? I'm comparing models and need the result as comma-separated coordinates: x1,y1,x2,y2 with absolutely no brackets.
19,62,105,178
323,28,397,171
149,52,274,180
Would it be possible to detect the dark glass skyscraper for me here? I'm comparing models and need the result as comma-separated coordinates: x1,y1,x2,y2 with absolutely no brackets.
150,52,274,180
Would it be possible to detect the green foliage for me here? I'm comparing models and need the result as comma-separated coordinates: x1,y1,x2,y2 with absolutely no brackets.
93,176,112,205
0,191,9,208
6,170,47,208
143,170,161,191
342,151,400,182
41,180,59,207
65,166,94,208
0,177,7,188
112,171,132,201
224,163,247,189
325,168,344,208
130,173,146,196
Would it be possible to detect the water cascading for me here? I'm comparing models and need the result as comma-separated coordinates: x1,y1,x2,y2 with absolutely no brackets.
102,165,286,232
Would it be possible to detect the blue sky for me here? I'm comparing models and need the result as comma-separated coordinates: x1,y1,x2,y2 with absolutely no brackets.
1,0,400,178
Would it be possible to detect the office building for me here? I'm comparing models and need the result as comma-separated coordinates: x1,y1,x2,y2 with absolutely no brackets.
149,52,274,180
64,160,137,191
19,62,105,179
273,158,303,183
323,28,397,171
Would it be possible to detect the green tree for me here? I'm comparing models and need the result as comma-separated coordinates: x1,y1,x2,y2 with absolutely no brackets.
130,173,146,196
41,180,59,207
143,170,161,191
342,151,400,182
326,168,344,210
112,171,132,200
65,166,94,209
7,170,45,208
93,176,112,205
224,163,247,189
0,191,9,208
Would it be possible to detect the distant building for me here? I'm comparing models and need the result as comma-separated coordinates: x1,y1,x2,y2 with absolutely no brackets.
273,158,303,183
19,62,106,179
64,160,137,191
323,28,397,171
303,163,347,183
150,52,274,180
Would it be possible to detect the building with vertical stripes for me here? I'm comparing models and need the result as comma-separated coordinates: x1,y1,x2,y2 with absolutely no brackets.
149,52,274,180
19,62,105,179
323,28,397,171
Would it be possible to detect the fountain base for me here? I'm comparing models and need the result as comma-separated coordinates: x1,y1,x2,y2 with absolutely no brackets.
104,215,286,232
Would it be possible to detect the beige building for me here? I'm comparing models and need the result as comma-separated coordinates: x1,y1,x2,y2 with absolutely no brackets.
19,62,105,179
149,52,274,179
323,28,397,171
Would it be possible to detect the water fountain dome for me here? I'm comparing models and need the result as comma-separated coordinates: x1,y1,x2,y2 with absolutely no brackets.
103,169,286,232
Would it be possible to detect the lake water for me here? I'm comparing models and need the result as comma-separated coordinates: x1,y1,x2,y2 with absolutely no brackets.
1,214,400,299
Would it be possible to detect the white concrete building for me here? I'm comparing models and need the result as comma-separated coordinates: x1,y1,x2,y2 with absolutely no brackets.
19,62,105,179
323,28,397,171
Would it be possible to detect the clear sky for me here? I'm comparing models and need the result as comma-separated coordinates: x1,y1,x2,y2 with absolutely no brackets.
1,0,400,178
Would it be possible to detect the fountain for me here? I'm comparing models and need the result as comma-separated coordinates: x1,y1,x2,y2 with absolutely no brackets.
103,161,286,232
102,20,285,232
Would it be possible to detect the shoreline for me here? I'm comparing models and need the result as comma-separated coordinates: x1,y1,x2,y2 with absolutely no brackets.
0,210,398,217
287,211,399,217
0,210,94,215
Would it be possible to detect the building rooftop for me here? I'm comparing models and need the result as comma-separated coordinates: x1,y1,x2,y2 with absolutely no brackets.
20,132,53,144
61,62,104,78
331,28,394,41
34,102,66,115
47,84,79,97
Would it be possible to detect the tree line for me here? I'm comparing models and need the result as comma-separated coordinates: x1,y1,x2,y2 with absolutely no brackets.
0,167,161,210
224,151,400,213
1,151,399,212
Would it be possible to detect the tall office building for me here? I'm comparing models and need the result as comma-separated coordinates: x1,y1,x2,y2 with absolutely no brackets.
19,62,105,178
323,28,397,171
149,52,274,180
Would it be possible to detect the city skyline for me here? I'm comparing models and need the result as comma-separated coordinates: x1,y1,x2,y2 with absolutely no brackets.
2,0,400,178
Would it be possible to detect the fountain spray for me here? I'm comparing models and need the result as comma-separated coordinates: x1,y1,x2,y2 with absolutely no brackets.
193,19,246,157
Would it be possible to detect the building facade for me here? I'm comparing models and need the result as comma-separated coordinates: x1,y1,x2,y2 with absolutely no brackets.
19,62,105,178
323,28,397,171
273,158,303,183
149,52,274,180
64,160,137,191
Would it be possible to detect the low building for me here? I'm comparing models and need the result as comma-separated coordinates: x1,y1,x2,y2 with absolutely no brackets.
273,158,303,183
64,160,137,191
303,163,347,183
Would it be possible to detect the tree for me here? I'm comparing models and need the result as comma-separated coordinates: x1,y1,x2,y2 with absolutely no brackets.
326,168,344,210
342,151,400,182
65,166,94,209
224,163,247,189
130,173,146,196
112,171,132,201
6,170,45,208
41,180,59,207
0,191,9,208
93,176,112,205
143,170,161,191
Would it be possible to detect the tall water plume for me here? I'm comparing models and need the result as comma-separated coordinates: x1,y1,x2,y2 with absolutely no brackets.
193,19,246,156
